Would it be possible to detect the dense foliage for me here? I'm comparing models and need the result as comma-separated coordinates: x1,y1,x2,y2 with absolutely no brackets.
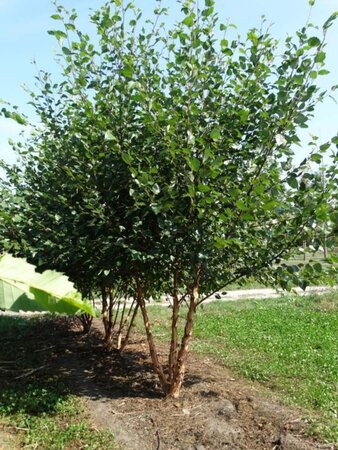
1,0,337,395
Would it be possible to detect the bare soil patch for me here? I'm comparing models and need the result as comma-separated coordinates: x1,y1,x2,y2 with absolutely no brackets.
2,317,335,450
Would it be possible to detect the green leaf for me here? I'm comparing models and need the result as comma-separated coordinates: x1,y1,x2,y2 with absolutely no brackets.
202,7,214,18
1,108,27,125
236,200,246,210
287,177,298,189
307,37,321,47
323,11,338,30
0,254,95,315
182,14,195,27
121,65,134,78
47,30,68,40
11,112,27,125
313,263,322,273
310,153,322,164
104,130,117,141
210,128,221,140
51,14,63,20
65,23,76,32
189,157,201,172
213,237,228,249
315,51,326,64
62,47,71,55
121,152,133,164
319,143,330,152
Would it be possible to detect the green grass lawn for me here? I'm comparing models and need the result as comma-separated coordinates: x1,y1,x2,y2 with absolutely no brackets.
0,315,115,450
146,292,338,442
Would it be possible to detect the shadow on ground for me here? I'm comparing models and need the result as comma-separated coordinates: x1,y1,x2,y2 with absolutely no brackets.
0,316,332,450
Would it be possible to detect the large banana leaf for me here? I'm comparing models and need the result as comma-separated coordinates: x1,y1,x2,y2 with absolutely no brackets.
0,254,95,315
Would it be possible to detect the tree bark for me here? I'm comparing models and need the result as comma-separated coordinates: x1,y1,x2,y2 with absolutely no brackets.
80,313,93,334
120,302,139,351
169,268,180,381
101,286,109,337
104,288,114,350
169,266,201,398
135,274,168,390
116,299,127,350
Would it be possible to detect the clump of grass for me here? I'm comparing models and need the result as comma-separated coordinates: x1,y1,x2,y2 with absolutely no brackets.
0,390,115,450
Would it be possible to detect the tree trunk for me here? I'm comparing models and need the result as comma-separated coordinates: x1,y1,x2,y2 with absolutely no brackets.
120,302,139,352
101,286,109,337
104,289,114,351
169,266,201,398
79,313,93,334
169,269,180,381
135,275,168,391
115,298,127,349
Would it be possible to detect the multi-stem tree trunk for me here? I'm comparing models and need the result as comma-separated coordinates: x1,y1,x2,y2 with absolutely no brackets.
136,266,201,398
169,266,201,398
102,285,139,352
77,313,93,334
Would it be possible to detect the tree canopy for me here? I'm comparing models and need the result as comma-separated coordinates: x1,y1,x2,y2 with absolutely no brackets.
1,0,337,396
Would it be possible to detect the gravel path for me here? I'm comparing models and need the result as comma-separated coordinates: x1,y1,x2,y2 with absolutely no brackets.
202,285,337,303
1,286,336,316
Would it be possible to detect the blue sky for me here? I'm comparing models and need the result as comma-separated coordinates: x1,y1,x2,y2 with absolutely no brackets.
1,0,338,166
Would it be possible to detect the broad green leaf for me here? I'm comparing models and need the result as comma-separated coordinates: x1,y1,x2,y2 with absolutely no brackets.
104,130,117,141
307,37,321,47
0,254,95,315
121,152,133,164
236,200,246,210
315,51,326,64
313,263,322,273
189,157,201,172
287,176,298,189
210,128,221,140
213,237,229,249
121,65,134,78
51,14,63,20
182,14,195,27
62,47,72,55
310,153,322,164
